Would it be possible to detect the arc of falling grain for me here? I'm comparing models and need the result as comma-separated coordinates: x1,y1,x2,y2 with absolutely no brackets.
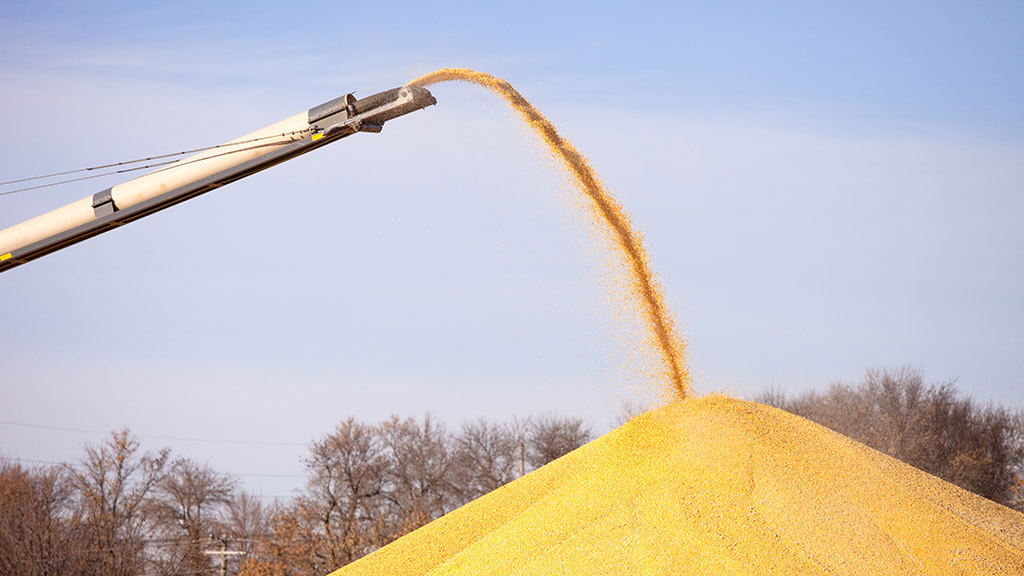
408,69,690,399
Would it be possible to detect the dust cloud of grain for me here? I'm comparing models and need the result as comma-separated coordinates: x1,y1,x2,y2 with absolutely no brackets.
407,68,690,400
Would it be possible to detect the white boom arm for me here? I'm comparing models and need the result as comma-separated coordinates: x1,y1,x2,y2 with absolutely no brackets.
0,85,436,273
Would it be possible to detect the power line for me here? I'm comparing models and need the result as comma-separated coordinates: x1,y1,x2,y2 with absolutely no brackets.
0,455,304,483
0,456,63,466
0,419,306,447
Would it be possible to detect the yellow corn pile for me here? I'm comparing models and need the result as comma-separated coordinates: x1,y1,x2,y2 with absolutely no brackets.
331,396,1024,575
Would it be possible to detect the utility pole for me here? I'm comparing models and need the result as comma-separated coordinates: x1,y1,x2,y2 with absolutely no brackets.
204,535,246,576
519,441,525,478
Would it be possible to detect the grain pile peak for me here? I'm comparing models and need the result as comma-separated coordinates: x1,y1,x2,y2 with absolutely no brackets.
407,68,690,399
332,396,1024,575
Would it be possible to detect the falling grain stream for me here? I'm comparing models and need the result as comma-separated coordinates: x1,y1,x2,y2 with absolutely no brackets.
408,68,690,400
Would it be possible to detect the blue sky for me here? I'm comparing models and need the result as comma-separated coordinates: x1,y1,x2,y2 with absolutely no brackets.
1,1,1022,497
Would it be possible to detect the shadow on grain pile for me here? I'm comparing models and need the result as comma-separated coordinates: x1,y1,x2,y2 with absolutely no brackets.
332,396,1024,575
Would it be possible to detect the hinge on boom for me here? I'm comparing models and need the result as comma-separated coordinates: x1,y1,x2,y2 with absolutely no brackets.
344,93,358,118
92,188,118,217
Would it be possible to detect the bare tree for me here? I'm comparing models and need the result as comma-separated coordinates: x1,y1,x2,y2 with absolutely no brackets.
612,399,650,428
1010,412,1024,511
452,418,528,502
68,429,169,576
759,366,1024,509
239,501,323,576
0,461,87,576
302,417,389,571
240,419,392,576
239,410,598,575
223,492,278,559
378,414,455,536
526,414,592,469
151,457,238,576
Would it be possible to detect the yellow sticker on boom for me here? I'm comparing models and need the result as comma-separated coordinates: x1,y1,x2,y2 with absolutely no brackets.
312,133,324,141
0,252,11,261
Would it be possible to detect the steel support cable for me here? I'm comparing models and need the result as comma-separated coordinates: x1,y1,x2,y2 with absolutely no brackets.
0,129,311,196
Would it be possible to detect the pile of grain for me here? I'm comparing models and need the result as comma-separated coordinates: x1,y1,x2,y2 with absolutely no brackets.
332,396,1023,575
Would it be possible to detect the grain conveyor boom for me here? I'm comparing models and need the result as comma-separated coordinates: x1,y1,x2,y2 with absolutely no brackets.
0,85,436,273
